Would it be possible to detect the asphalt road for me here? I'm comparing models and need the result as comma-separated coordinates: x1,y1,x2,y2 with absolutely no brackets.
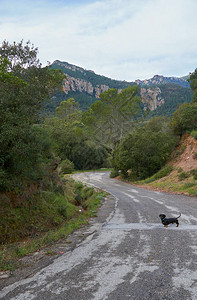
1,171,197,300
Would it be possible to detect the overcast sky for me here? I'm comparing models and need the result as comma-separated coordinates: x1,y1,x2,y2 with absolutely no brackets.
1,0,197,81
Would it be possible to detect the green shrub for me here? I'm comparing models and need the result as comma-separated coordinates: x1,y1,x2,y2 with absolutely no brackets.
177,167,183,173
191,130,197,140
144,165,173,183
178,171,190,181
60,159,74,174
114,117,178,180
81,187,94,199
153,165,174,180
192,169,197,180
173,145,186,159
190,169,197,176
110,169,119,178
183,182,197,188
75,193,83,205
74,182,83,192
171,103,197,136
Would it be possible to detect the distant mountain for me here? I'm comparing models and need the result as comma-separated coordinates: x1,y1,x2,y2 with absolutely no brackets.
135,74,190,88
47,60,193,117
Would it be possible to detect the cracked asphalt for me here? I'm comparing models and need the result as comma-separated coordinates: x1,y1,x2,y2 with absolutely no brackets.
1,171,197,300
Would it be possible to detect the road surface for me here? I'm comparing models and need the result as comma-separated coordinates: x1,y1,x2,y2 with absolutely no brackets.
1,171,197,300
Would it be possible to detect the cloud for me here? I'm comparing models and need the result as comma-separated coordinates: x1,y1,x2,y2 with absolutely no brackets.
1,0,197,80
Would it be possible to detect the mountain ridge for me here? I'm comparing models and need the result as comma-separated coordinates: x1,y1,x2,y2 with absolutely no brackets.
53,60,190,88
135,74,190,88
49,60,192,116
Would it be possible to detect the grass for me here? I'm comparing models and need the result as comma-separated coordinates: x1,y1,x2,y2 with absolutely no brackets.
0,177,107,272
142,165,174,184
138,168,197,197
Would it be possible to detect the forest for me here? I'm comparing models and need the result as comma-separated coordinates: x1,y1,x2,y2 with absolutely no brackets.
0,41,197,267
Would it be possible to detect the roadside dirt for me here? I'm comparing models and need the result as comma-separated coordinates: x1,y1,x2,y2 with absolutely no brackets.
172,135,197,172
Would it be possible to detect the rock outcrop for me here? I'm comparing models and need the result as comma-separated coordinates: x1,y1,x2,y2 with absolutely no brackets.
52,60,191,112
140,87,165,111
63,75,119,98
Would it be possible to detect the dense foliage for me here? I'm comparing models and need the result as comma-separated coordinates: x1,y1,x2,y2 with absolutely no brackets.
188,68,197,103
47,90,97,113
0,41,64,191
44,98,108,170
171,102,197,136
170,70,197,136
82,86,142,151
114,117,178,180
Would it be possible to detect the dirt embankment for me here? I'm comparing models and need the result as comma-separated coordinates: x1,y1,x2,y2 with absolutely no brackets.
172,135,197,172
122,135,197,197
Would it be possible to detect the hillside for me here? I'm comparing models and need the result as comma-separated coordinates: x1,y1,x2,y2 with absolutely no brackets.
136,135,197,197
48,60,193,115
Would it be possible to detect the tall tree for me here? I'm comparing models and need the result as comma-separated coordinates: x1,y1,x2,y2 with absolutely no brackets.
0,41,64,190
171,102,197,136
188,68,197,103
114,117,177,180
45,98,108,170
82,85,141,151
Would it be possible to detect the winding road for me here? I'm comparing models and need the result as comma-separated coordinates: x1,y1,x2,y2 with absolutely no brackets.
1,171,197,299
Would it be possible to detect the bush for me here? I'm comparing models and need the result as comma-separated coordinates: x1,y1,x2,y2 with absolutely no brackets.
178,171,190,181
190,169,197,180
190,169,197,176
153,165,174,179
110,169,119,178
114,117,177,180
191,130,197,140
144,165,173,183
60,159,74,174
171,103,197,136
177,167,183,173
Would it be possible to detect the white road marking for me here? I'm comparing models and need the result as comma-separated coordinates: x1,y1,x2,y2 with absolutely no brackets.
129,189,139,193
139,195,163,205
103,223,197,231
122,192,140,203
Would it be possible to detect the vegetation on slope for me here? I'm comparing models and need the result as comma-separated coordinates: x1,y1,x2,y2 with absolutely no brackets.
0,177,106,271
137,135,197,197
113,69,197,196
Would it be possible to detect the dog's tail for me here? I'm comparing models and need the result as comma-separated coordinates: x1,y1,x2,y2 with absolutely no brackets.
177,213,181,218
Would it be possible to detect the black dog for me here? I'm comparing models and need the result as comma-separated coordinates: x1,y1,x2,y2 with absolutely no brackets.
159,213,181,227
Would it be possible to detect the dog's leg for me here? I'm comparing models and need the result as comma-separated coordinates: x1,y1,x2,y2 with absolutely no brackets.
164,225,168,228
176,221,179,227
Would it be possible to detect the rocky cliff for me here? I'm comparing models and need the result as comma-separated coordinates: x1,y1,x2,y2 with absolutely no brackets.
62,74,110,98
140,87,165,111
62,74,165,110
51,60,192,114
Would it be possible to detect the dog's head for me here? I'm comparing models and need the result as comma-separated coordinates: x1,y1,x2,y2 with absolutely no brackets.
159,214,166,220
